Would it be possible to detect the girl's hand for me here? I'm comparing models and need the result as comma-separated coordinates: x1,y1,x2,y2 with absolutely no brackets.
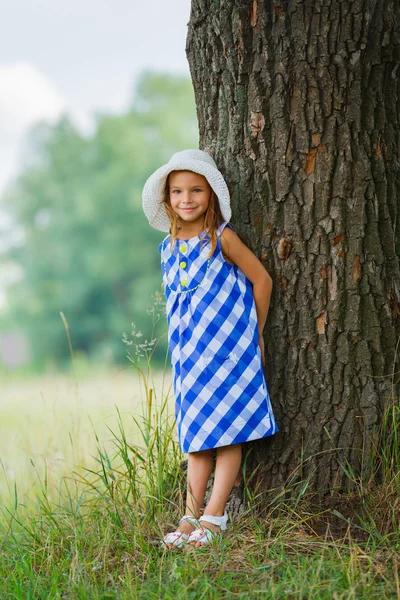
258,334,265,368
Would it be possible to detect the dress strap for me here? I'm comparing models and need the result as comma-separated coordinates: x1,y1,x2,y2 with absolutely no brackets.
159,234,170,255
217,221,236,236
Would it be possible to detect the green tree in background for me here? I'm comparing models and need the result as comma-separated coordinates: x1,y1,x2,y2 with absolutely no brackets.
0,71,198,371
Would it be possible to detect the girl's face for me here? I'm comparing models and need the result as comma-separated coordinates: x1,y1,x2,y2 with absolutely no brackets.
168,170,212,227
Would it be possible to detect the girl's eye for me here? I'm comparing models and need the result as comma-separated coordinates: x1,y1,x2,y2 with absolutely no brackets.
171,189,202,193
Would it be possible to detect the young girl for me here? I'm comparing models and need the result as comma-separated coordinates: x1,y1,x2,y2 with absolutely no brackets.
142,149,278,549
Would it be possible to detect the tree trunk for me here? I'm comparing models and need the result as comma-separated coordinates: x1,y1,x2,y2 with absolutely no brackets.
186,0,400,494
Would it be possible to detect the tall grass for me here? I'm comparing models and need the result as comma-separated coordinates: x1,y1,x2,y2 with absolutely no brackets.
0,311,399,598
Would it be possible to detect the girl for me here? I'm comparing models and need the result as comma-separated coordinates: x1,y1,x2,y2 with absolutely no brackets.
142,149,278,549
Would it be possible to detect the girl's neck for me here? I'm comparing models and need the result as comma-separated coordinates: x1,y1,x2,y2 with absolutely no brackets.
175,224,205,240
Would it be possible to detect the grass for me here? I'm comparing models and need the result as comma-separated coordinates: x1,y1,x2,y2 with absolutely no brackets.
0,323,399,598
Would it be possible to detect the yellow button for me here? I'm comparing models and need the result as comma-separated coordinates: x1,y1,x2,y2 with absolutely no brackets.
179,245,187,253
181,279,187,287
180,261,187,269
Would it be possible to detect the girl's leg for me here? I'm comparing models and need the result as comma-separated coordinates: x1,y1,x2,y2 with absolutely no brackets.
185,448,215,519
166,447,214,548
191,442,242,547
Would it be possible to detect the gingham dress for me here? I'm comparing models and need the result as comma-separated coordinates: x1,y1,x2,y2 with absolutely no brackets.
159,221,278,453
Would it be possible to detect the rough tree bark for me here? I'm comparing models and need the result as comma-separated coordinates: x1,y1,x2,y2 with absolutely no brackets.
186,0,400,494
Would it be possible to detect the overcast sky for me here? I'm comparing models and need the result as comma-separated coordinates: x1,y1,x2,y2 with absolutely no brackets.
0,0,191,196
0,0,192,307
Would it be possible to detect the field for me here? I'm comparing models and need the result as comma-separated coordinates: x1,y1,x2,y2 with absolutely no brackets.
0,368,172,503
0,368,399,599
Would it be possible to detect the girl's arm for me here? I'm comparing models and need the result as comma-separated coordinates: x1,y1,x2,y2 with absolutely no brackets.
221,228,273,365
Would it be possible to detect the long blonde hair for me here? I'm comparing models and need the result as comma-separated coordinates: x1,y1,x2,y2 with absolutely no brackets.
161,170,224,258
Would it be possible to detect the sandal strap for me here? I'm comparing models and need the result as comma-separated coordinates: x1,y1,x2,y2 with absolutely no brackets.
162,531,189,547
164,531,188,540
188,527,218,545
179,515,200,527
199,512,228,530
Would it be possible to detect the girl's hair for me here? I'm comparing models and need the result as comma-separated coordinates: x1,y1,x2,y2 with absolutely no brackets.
161,170,224,258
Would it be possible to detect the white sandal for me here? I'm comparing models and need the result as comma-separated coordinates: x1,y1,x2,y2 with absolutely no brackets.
187,512,229,546
161,515,200,548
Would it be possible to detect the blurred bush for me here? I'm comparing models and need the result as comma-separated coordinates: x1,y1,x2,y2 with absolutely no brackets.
0,70,198,372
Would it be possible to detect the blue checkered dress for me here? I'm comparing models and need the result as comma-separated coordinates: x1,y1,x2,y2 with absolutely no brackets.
159,221,278,453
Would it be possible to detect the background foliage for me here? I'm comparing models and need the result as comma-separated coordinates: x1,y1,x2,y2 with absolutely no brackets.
0,71,198,371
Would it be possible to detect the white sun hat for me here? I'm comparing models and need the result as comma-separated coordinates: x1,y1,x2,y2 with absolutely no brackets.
142,149,231,232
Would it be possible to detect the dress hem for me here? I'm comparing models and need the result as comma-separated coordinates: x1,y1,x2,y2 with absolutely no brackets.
180,424,279,454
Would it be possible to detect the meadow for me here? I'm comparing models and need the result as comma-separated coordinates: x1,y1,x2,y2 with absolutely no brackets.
0,368,171,503
0,362,399,599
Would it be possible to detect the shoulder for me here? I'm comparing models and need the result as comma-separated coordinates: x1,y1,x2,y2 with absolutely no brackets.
220,225,242,252
219,227,272,284
217,221,235,235
219,223,242,266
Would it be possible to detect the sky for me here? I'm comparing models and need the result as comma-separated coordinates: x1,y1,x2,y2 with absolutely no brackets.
0,0,191,307
0,0,191,197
